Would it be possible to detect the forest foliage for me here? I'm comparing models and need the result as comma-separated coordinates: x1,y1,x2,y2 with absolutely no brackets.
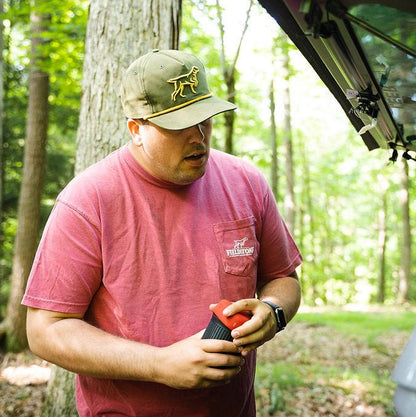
1,0,415,323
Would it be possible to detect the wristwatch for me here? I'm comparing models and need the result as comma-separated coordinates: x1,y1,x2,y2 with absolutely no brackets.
261,300,286,333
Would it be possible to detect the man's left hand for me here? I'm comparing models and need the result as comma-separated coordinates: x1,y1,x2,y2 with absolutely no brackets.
209,299,276,356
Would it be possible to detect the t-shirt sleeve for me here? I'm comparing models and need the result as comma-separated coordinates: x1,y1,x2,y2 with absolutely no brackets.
22,196,103,315
257,185,302,284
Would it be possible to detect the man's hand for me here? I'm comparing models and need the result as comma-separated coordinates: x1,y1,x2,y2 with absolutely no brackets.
215,273,301,356
212,299,276,356
155,331,245,389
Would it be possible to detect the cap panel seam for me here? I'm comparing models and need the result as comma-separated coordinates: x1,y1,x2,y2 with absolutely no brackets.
143,93,213,120
140,53,154,115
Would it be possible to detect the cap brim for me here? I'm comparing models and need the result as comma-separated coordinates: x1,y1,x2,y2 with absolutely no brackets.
147,96,237,130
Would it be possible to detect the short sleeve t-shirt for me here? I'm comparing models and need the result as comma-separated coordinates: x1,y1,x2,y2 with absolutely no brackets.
23,145,302,417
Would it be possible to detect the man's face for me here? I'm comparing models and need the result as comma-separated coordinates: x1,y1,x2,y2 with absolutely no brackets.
129,118,212,185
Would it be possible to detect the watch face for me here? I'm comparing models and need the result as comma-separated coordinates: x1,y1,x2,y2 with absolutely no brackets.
276,307,286,330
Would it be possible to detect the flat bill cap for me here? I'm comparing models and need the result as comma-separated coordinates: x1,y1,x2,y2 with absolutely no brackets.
121,49,237,130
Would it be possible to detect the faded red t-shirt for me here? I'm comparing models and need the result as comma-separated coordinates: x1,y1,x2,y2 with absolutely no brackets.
23,145,301,417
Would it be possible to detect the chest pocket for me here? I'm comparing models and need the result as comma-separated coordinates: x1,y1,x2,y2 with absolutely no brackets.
213,216,259,277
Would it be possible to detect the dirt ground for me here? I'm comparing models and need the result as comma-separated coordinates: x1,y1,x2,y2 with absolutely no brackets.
0,351,49,417
0,320,411,417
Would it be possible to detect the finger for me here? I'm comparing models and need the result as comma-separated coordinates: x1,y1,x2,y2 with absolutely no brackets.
205,352,245,369
231,309,269,339
231,316,261,337
202,339,241,354
204,364,243,383
241,342,261,356
232,326,263,347
223,299,257,316
208,303,217,312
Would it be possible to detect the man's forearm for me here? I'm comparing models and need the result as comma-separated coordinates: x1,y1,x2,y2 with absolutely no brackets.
27,309,159,381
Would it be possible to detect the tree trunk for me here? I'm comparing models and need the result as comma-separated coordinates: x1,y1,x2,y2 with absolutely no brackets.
223,74,236,154
42,1,182,415
216,0,253,155
5,1,50,352
300,139,318,304
75,0,181,173
398,158,411,303
269,78,278,199
377,175,388,304
281,51,295,234
41,366,77,417
0,0,4,260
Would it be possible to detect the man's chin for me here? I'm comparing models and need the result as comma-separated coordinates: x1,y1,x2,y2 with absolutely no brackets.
174,167,207,186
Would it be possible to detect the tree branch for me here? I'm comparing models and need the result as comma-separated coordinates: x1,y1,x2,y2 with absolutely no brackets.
229,0,253,80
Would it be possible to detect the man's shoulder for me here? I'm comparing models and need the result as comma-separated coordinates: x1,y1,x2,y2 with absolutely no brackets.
58,147,125,204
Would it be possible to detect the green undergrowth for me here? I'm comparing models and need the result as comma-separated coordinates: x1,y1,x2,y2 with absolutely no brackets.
294,309,416,352
255,308,416,416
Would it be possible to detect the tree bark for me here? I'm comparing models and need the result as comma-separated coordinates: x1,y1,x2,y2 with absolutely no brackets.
75,0,181,173
5,0,50,352
41,366,77,417
42,1,182,414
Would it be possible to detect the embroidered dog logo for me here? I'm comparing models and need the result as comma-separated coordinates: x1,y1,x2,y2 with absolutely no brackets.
168,66,199,101
226,237,255,258
233,237,248,249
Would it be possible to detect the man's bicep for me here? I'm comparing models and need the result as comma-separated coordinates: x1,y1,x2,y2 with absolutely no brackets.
27,306,83,323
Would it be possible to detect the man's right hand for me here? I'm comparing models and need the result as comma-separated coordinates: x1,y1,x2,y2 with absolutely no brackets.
154,330,245,389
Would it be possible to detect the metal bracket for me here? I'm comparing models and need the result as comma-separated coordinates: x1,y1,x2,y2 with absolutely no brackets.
346,86,379,119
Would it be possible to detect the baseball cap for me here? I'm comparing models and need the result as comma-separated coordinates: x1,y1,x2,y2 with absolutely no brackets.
120,49,237,130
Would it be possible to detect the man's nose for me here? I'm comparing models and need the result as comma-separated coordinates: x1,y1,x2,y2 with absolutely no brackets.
188,123,205,143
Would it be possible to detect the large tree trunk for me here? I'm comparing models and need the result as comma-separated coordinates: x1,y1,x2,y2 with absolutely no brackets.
42,1,182,415
398,158,411,303
41,366,77,417
5,1,50,352
75,0,181,173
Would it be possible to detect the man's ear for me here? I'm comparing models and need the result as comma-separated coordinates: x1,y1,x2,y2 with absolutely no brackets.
127,119,142,146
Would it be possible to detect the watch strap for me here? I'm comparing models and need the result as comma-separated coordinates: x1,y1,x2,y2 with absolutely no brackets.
262,300,286,333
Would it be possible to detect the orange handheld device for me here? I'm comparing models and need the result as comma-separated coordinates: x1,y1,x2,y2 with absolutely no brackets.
202,299,252,341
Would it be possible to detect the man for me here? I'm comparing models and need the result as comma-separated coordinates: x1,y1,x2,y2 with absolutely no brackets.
23,49,302,417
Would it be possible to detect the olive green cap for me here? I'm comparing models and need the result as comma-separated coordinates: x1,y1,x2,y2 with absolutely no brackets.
120,49,237,130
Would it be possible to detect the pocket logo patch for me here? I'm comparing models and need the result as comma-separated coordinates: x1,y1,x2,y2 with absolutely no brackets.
226,237,255,258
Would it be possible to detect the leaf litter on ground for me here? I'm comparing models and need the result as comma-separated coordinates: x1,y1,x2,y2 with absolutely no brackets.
256,320,411,416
